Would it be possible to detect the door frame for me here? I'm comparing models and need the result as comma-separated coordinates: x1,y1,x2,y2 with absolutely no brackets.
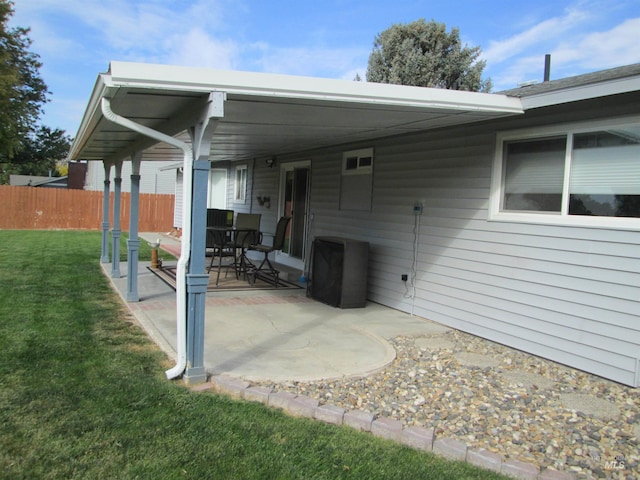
276,160,311,270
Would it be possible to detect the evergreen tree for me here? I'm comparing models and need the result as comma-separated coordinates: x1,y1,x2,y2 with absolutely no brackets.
366,19,491,92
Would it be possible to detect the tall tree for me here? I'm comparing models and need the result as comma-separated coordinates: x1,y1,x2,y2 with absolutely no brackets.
366,19,491,92
0,0,49,160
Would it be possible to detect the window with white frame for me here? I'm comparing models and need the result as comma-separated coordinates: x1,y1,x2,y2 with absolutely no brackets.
342,148,374,175
234,164,247,203
491,119,640,227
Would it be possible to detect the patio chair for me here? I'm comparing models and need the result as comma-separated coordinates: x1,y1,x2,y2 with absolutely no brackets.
249,216,291,287
206,208,235,285
228,213,261,281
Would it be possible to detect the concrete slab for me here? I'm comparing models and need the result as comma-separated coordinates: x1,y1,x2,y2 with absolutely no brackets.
104,254,448,383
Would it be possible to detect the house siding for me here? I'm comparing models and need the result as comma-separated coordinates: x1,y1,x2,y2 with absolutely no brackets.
173,170,183,229
85,160,176,194
287,97,640,387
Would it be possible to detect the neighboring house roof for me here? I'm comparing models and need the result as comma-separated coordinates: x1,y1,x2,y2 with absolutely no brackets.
68,61,523,165
498,63,640,109
9,174,68,187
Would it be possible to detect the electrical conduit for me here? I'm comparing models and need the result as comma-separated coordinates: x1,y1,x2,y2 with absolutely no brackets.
101,97,192,380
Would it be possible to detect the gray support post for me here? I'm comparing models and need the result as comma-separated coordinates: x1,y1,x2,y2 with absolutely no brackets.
127,154,142,302
184,158,211,384
100,163,112,263
111,162,123,277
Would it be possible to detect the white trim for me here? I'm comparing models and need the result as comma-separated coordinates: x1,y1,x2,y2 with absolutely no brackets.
489,115,640,231
107,61,523,114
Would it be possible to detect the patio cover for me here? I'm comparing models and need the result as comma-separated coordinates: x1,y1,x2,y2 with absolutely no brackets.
69,61,523,164
67,61,523,383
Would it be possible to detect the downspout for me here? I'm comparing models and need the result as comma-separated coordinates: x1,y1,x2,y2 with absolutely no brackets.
101,97,192,380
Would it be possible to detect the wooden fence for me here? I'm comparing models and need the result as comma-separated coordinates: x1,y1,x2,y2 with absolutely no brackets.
0,186,175,232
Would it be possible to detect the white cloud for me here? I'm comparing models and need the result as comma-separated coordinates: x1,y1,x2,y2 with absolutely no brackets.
164,28,238,70
13,0,230,61
483,1,640,90
552,17,640,71
482,6,591,65
252,45,369,79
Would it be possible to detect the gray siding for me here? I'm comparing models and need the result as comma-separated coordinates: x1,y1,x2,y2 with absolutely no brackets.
174,170,183,229
294,104,640,387
225,160,280,239
85,160,176,194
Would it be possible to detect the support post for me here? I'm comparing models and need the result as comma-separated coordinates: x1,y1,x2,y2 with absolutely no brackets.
127,153,142,302
183,96,223,383
183,157,211,384
111,162,123,278
100,163,112,263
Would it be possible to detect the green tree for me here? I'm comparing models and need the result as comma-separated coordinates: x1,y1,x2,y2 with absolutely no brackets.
366,19,491,92
0,0,49,161
3,126,71,181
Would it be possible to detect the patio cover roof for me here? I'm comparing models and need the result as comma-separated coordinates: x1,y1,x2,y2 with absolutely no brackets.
69,61,523,164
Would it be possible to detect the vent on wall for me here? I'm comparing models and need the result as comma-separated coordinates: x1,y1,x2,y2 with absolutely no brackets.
342,147,373,175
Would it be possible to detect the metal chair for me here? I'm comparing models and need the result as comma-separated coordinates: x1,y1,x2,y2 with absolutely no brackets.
206,208,235,285
249,216,291,286
228,213,261,281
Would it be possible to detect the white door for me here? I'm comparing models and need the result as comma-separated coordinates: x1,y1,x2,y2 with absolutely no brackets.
208,168,227,208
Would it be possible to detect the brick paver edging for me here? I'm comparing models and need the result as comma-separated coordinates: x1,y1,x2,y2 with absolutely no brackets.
196,375,575,480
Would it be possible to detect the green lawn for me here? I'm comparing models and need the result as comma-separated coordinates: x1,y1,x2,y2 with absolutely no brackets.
0,230,508,479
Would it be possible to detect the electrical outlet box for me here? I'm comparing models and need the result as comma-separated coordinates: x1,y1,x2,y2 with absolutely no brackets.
401,274,408,282
413,202,423,215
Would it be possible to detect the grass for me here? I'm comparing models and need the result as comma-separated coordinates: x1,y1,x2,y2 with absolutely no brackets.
0,230,509,479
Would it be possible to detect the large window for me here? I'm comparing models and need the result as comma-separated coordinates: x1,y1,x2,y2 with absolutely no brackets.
491,119,640,228
490,117,640,229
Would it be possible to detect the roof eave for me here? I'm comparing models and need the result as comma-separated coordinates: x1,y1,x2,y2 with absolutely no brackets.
518,75,640,109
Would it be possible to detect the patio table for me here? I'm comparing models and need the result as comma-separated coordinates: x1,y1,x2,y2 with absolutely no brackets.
207,226,259,284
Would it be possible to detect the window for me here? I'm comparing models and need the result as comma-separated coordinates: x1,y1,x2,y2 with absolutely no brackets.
342,148,373,175
234,164,247,203
491,119,640,228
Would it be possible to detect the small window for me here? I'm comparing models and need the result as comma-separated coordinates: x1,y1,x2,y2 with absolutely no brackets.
234,164,247,203
342,148,373,175
491,119,640,228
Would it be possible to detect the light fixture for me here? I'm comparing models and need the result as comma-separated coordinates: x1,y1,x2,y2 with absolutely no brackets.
266,157,276,168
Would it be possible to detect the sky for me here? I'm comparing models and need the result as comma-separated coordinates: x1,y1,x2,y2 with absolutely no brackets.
10,0,640,137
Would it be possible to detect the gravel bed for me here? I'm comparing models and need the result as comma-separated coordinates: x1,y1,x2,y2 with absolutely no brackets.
256,330,640,479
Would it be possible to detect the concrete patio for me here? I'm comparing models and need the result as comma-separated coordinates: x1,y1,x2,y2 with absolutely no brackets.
104,233,450,383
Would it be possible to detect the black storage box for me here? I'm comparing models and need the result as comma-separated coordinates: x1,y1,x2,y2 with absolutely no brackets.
307,236,369,308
